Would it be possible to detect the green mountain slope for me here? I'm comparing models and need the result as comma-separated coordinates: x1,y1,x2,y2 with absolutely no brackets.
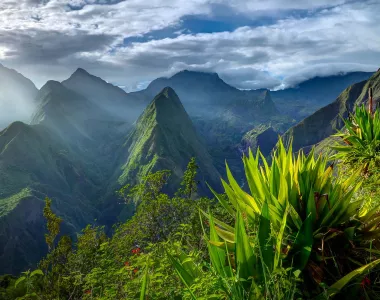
0,82,223,274
117,87,220,193
283,70,380,151
131,70,290,181
0,81,131,274
0,64,38,129
0,121,101,274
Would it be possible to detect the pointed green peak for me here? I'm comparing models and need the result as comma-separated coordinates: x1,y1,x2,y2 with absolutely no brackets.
150,87,185,114
153,86,180,104
137,87,190,128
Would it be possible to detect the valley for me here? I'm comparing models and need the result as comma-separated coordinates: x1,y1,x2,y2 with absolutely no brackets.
0,63,377,276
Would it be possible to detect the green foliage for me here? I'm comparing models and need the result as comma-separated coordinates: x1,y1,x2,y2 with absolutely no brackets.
42,197,63,252
176,157,199,199
332,105,380,176
118,169,171,205
3,138,380,299
14,270,43,291
171,207,300,299
172,139,380,299
0,188,31,217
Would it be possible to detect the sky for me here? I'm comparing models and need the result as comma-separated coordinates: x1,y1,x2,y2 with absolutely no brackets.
0,0,379,91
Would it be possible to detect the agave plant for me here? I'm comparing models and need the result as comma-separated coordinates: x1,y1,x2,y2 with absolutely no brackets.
171,140,380,299
331,105,380,175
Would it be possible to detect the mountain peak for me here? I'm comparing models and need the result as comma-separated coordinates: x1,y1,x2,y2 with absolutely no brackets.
39,80,66,96
133,87,191,134
66,68,101,83
148,87,188,124
171,69,221,81
72,67,90,76
42,80,63,88
153,86,181,106
118,87,220,193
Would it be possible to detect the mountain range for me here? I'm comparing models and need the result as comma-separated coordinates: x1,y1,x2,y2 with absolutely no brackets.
283,69,380,152
0,65,377,274
272,72,373,120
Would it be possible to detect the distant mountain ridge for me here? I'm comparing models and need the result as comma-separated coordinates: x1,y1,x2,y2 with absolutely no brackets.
283,70,380,151
132,70,278,120
272,71,374,120
62,68,143,122
128,69,286,180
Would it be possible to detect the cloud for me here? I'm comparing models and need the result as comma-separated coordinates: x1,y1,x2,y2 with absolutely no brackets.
0,30,114,63
0,0,379,90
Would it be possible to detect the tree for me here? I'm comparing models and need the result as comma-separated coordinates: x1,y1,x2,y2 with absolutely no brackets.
118,170,171,206
176,157,199,199
42,198,62,252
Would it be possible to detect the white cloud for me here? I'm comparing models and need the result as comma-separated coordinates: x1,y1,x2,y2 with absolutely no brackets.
0,0,379,90
219,0,349,12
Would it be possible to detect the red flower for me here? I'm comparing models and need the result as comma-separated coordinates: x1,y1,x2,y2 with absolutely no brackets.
124,261,130,266
361,277,371,288
85,290,91,295
131,247,141,255
133,268,138,274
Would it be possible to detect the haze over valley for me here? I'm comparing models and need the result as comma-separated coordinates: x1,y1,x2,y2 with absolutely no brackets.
1,1,380,299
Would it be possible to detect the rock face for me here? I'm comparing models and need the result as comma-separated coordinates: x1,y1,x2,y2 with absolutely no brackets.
272,72,374,120
240,126,278,157
0,64,38,129
283,70,380,151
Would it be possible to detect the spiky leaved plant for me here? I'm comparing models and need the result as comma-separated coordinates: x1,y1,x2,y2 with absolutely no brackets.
171,140,380,299
331,104,380,176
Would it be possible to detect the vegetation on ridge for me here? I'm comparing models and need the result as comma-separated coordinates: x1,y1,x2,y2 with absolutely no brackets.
0,66,380,299
2,99,380,299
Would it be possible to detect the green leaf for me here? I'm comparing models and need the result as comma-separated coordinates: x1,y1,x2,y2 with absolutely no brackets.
167,252,195,287
235,211,256,281
30,269,44,277
291,213,313,270
200,210,234,232
274,204,288,269
323,259,380,297
15,276,26,287
207,214,228,277
258,200,274,273
140,258,150,300
215,226,235,243
207,183,235,217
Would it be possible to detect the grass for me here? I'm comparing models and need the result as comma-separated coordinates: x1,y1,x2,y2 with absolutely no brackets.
0,188,32,217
